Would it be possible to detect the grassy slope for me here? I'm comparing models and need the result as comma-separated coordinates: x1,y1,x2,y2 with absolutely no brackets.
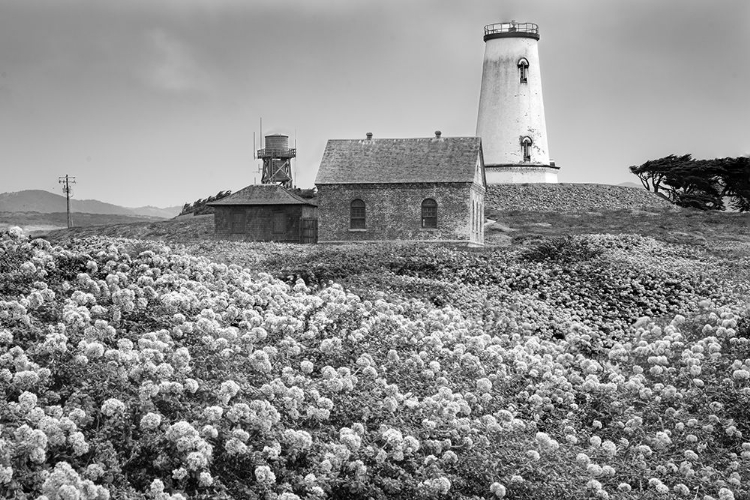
40,214,214,241
37,192,750,348
0,211,170,236
38,185,750,299
37,201,750,337
36,188,750,299
41,205,750,258
486,208,750,255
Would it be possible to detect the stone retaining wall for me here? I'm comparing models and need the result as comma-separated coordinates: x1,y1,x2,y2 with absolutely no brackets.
486,183,674,212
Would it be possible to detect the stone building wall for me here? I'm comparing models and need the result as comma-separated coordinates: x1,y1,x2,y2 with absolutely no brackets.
317,183,483,245
213,205,317,243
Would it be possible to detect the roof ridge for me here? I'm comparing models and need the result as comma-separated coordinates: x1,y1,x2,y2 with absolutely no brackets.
282,188,311,204
327,136,479,141
207,184,317,206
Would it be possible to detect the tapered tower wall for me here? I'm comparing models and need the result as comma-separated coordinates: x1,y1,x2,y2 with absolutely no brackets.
476,22,558,183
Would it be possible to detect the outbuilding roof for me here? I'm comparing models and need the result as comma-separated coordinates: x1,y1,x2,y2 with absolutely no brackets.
315,135,483,185
207,184,317,206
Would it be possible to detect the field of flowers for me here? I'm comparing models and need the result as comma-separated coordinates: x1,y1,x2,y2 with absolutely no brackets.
1,226,749,499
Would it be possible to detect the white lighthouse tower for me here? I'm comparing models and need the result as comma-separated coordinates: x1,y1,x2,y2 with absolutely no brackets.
476,21,558,183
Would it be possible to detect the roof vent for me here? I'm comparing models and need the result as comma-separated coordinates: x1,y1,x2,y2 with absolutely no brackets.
435,130,442,138
366,132,373,140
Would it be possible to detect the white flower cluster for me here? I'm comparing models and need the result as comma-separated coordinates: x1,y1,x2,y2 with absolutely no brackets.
1,231,749,499
165,421,213,473
38,462,110,500
100,398,125,418
419,476,451,495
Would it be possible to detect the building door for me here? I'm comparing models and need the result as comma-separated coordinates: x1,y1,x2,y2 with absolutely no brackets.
300,218,318,244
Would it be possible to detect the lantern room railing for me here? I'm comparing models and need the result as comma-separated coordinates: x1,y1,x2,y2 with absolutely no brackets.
484,22,539,37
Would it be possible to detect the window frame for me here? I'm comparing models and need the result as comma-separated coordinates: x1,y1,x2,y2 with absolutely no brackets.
521,136,532,162
350,199,366,230
518,58,529,83
421,198,438,229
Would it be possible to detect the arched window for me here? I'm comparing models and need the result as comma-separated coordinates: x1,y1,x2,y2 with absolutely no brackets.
421,198,438,228
521,136,532,162
518,58,529,83
350,199,366,229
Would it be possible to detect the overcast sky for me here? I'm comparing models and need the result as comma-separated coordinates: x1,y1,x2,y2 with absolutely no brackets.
1,0,748,208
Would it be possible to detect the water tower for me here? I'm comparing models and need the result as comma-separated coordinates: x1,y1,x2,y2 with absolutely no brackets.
476,21,559,183
257,134,296,188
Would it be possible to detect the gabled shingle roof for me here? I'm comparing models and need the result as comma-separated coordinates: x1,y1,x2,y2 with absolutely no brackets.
314,136,483,185
207,184,317,206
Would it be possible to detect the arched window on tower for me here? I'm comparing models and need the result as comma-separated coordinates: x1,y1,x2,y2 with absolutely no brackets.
518,58,529,83
521,136,532,162
421,198,438,228
350,199,366,229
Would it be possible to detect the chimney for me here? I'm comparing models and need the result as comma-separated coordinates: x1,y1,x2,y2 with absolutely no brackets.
366,132,373,140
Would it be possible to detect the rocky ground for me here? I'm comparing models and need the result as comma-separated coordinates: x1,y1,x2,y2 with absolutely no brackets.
485,183,673,212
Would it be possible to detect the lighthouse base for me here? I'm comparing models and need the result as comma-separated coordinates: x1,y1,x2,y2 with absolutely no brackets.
484,164,559,184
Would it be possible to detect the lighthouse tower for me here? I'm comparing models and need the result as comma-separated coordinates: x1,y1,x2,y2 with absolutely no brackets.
476,21,558,183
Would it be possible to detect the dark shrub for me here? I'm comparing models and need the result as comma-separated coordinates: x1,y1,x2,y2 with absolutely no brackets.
522,235,603,264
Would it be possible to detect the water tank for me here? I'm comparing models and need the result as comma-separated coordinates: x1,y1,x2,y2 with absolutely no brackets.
265,134,289,151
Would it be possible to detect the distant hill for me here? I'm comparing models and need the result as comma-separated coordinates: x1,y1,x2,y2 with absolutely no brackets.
0,190,181,218
128,205,183,219
618,181,643,189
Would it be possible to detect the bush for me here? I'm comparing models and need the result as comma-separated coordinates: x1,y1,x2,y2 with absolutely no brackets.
522,235,604,263
2,229,747,499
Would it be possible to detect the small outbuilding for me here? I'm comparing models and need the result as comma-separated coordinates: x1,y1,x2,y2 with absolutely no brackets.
208,184,318,243
315,132,486,246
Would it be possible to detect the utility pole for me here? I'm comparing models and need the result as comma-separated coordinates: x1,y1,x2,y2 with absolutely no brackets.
58,174,76,228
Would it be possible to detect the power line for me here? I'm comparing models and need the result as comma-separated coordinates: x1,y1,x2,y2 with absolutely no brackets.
58,174,76,228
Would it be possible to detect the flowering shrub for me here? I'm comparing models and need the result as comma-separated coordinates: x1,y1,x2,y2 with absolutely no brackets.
0,227,748,499
521,235,604,263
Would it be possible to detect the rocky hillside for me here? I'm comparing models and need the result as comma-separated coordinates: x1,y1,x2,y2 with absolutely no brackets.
486,183,673,212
